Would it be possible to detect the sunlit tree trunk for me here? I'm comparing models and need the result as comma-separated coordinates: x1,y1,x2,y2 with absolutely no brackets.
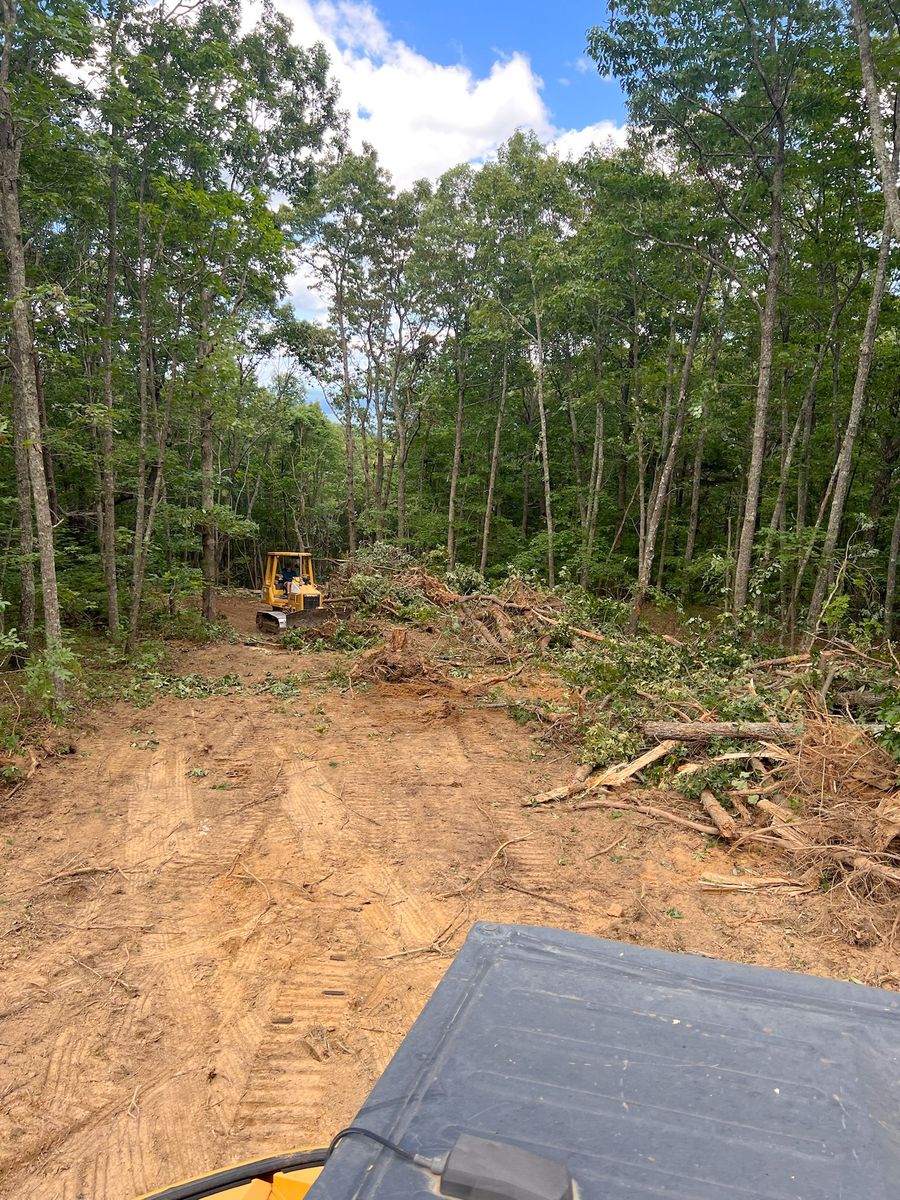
532,304,555,587
581,332,606,587
447,330,467,567
849,5,900,241
734,120,785,613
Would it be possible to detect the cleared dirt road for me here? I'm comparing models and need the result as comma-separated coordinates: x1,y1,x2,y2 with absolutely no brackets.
0,607,894,1198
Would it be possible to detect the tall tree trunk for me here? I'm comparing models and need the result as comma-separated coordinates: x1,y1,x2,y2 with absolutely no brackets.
480,348,508,574
0,14,63,689
396,398,408,545
126,354,177,652
99,153,120,637
128,157,151,649
336,305,357,554
198,285,216,622
581,333,606,586
734,120,785,613
849,7,900,241
446,335,467,567
11,369,34,640
805,213,892,640
655,485,673,591
560,355,586,528
885,487,900,641
32,348,57,523
533,305,555,587
629,262,713,630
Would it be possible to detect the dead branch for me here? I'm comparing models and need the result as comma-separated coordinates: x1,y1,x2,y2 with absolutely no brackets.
438,834,534,898
566,796,718,836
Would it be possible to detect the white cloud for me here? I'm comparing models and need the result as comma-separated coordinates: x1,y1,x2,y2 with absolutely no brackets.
551,120,629,161
252,0,624,187
288,261,329,323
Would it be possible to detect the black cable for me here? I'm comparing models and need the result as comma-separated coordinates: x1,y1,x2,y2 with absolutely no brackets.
326,1124,419,1163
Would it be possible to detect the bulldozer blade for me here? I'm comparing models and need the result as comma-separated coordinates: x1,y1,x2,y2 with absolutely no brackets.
256,599,355,637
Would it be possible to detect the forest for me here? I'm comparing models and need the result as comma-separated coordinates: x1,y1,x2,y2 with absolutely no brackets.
1,0,899,702
2,3,900,1193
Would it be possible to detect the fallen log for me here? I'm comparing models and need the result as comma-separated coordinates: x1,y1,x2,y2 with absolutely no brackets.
642,719,803,743
699,789,738,839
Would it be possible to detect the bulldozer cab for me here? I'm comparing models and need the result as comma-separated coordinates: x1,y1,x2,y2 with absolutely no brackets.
257,551,326,634
263,552,316,608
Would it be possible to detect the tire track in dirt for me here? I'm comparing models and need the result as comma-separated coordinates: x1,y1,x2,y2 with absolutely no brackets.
225,740,456,1152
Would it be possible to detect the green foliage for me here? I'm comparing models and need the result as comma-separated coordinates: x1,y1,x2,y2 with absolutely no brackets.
124,668,242,708
353,543,415,573
23,645,80,719
349,573,391,610
581,723,643,769
446,565,486,595
672,763,741,801
282,621,376,653
255,672,306,698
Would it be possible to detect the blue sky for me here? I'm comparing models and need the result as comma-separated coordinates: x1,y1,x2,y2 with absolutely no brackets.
271,0,628,325
368,1,626,132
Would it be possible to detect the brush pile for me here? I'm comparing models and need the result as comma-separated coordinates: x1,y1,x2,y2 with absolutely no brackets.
337,546,899,900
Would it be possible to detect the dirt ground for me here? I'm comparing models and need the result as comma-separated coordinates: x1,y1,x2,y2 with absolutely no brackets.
1,596,898,1199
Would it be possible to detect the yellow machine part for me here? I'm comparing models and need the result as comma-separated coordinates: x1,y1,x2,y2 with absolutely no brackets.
175,1165,321,1200
261,551,322,613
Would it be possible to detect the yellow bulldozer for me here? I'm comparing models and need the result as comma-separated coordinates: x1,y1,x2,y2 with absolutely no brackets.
255,551,347,635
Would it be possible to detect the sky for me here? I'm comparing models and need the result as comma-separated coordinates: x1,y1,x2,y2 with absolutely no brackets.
254,0,628,323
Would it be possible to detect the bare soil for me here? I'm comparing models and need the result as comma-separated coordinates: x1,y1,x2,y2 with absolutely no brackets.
1,597,897,1199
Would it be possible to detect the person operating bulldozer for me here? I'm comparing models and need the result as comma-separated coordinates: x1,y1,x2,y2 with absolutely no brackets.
279,560,300,595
